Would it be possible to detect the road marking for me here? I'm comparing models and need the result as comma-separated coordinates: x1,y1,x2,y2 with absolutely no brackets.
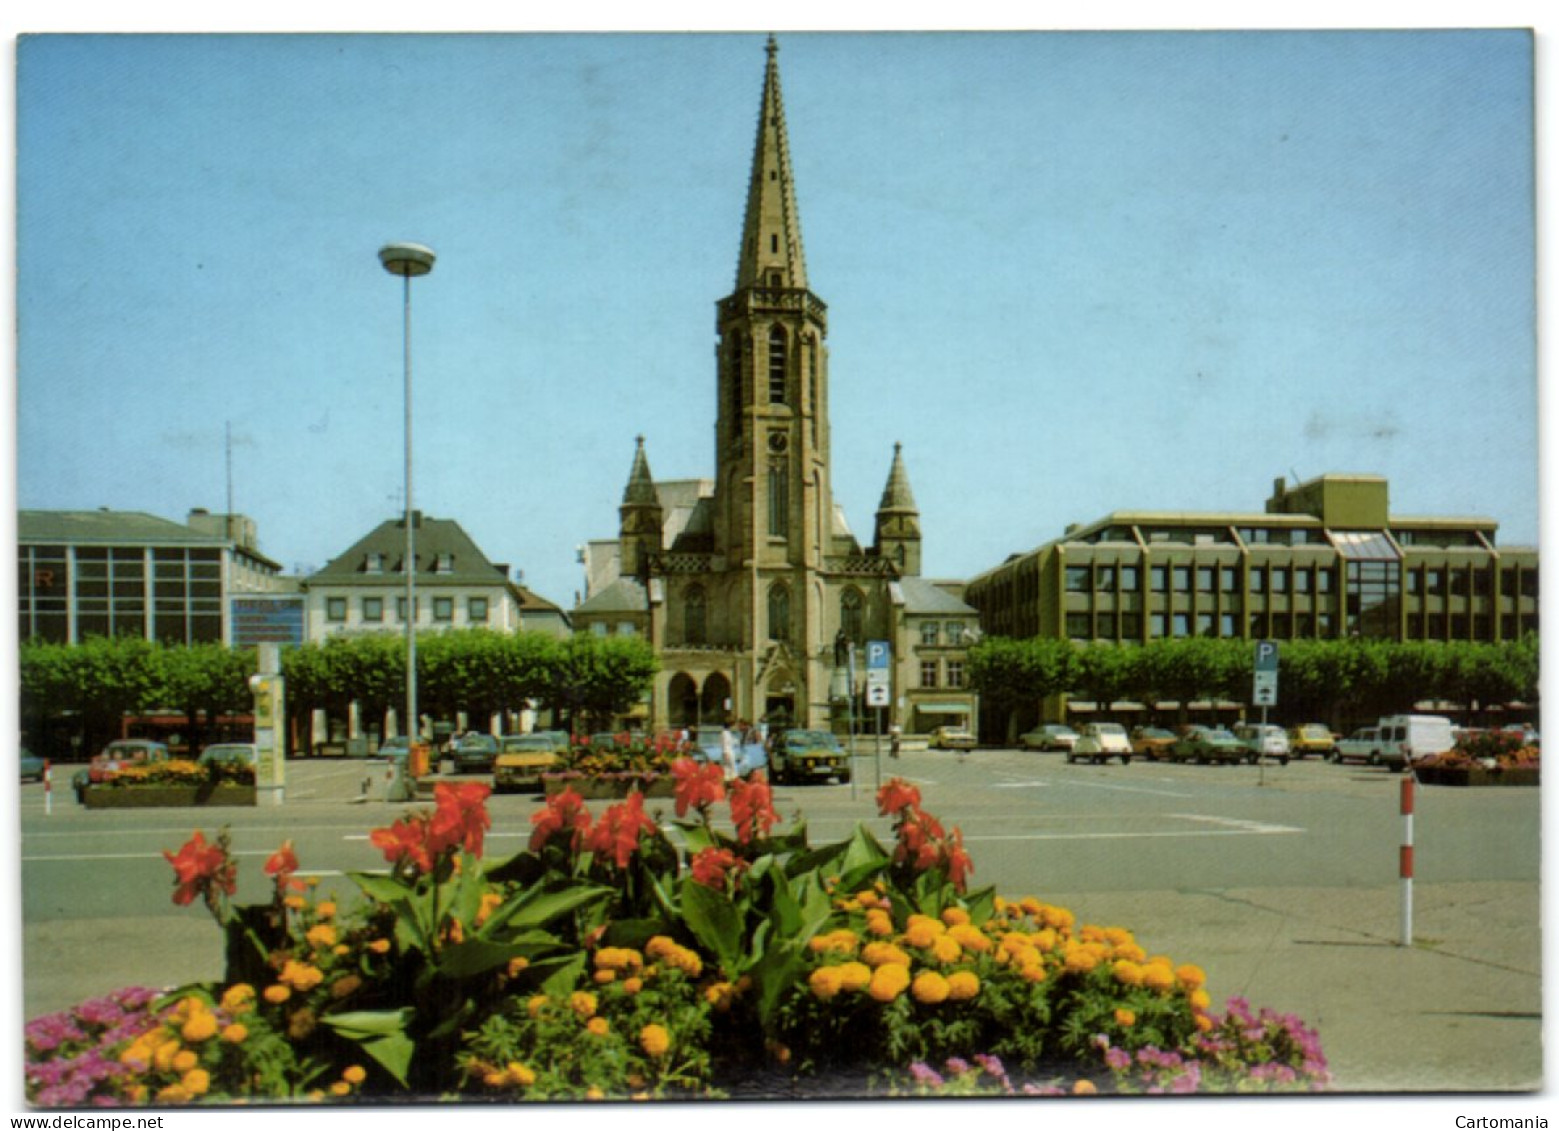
966,814,1303,844
992,777,1195,799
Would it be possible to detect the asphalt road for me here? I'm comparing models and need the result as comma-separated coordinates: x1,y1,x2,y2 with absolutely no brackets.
14,746,1544,1093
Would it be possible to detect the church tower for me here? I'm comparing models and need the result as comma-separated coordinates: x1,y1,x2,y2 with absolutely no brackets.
618,436,663,581
874,443,923,577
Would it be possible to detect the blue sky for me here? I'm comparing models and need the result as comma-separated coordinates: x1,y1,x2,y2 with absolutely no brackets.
15,28,1538,609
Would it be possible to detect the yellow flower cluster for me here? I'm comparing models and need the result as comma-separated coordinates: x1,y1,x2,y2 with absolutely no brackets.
645,936,703,978
115,996,231,1104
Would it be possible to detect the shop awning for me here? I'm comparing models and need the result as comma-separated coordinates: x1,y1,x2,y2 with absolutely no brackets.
916,702,972,714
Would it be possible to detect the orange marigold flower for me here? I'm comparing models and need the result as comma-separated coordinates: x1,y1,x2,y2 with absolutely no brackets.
640,1024,671,1058
1189,988,1212,1012
1073,1079,1098,1095
1143,963,1176,993
182,1068,211,1096
280,959,324,992
306,924,338,950
946,970,981,1001
342,1065,367,1086
220,984,255,1013
284,895,307,912
902,915,946,948
862,941,912,968
569,991,598,1019
931,935,963,965
868,962,912,1003
1195,1013,1216,1033
1063,946,1098,974
593,969,617,985
263,984,291,1005
865,909,894,937
507,1062,537,1086
181,1011,218,1043
527,995,549,1017
220,1023,248,1044
587,1017,609,1037
172,1049,199,1072
948,923,992,953
911,970,951,1004
622,976,644,995
1115,1008,1136,1027
1113,960,1145,987
1176,963,1207,990
837,961,873,992
809,966,845,1000
940,906,971,927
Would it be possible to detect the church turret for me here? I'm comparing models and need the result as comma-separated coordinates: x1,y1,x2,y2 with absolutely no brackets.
619,436,663,580
874,442,922,576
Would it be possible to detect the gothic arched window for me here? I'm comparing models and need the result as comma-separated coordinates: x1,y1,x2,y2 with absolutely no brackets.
841,587,864,643
684,585,707,645
768,457,789,539
768,583,791,643
768,326,788,405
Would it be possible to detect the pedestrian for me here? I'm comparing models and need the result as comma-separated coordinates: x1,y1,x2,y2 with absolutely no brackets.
890,724,901,760
721,719,737,781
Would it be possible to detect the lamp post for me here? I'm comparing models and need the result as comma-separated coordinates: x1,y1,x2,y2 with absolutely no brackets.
379,242,435,754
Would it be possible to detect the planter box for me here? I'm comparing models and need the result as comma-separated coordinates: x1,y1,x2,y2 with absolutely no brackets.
83,784,258,809
1414,766,1539,788
542,774,675,800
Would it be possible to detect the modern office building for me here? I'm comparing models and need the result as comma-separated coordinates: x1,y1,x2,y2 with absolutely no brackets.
17,508,290,646
965,473,1539,647
573,39,979,735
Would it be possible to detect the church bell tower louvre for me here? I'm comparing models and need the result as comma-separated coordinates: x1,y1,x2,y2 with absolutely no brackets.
574,36,978,736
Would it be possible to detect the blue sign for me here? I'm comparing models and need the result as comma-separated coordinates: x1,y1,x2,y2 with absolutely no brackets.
866,640,891,670
232,597,305,647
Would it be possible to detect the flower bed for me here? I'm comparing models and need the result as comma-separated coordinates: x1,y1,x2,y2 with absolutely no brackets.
83,785,257,809
541,772,675,800
1414,730,1540,786
24,762,1329,1104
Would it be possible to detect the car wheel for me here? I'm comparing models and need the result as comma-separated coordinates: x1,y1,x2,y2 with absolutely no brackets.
1246,754,1258,765
1328,750,1341,763
1369,752,1381,766
838,772,851,785
1065,753,1075,764
1121,755,1132,765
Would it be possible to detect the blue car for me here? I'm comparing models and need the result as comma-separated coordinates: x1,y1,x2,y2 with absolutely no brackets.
20,749,45,783
694,730,769,778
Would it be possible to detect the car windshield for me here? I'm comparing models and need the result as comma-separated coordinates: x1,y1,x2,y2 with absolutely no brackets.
786,730,838,746
1096,724,1127,735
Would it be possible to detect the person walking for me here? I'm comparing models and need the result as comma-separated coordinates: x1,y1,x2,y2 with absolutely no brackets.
720,720,737,781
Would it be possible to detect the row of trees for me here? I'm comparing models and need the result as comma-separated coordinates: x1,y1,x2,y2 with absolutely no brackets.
967,635,1541,744
19,631,660,760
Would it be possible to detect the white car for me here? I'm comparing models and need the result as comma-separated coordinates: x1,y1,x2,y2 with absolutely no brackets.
1067,723,1133,765
1232,724,1291,765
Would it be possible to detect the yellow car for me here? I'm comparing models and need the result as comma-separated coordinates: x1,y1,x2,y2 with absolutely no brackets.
492,735,560,793
929,725,977,751
1287,724,1337,760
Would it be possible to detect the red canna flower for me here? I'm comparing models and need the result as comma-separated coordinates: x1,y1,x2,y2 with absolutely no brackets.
689,846,744,890
529,788,593,853
583,791,658,869
370,814,436,875
164,830,237,907
671,757,726,818
264,839,299,892
945,826,974,893
876,778,922,819
728,772,777,845
429,781,492,859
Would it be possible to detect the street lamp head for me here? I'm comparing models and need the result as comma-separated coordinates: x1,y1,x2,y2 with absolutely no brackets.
378,242,436,277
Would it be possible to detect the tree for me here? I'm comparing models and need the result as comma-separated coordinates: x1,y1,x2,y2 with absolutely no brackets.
966,636,1077,742
157,642,255,752
545,634,660,733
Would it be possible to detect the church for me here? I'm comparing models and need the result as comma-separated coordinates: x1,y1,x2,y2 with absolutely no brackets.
573,37,980,736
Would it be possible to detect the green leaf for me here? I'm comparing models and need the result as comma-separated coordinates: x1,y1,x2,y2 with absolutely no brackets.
477,881,612,938
680,879,743,973
320,1008,416,1087
539,952,588,996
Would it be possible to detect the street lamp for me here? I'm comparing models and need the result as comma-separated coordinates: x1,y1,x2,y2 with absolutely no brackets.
379,242,435,753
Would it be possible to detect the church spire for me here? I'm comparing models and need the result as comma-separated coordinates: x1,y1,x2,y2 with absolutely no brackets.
874,442,922,576
619,436,663,579
735,34,808,291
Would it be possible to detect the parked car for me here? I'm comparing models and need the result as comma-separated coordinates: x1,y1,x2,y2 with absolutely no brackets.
1375,715,1455,770
929,725,977,751
450,733,499,774
1169,726,1250,764
1332,726,1384,765
197,743,258,767
1499,724,1540,747
769,729,851,785
377,736,411,761
73,739,170,802
1130,727,1178,761
20,748,46,783
694,732,770,778
1288,724,1337,760
1068,723,1133,764
492,735,561,792
1020,724,1078,752
1232,724,1291,765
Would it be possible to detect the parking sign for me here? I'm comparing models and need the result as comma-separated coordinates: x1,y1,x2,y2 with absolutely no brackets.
1253,640,1279,706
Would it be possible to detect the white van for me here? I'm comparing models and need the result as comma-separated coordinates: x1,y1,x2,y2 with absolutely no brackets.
1375,715,1456,770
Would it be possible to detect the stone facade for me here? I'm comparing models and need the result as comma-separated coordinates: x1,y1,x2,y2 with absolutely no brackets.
573,39,978,735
